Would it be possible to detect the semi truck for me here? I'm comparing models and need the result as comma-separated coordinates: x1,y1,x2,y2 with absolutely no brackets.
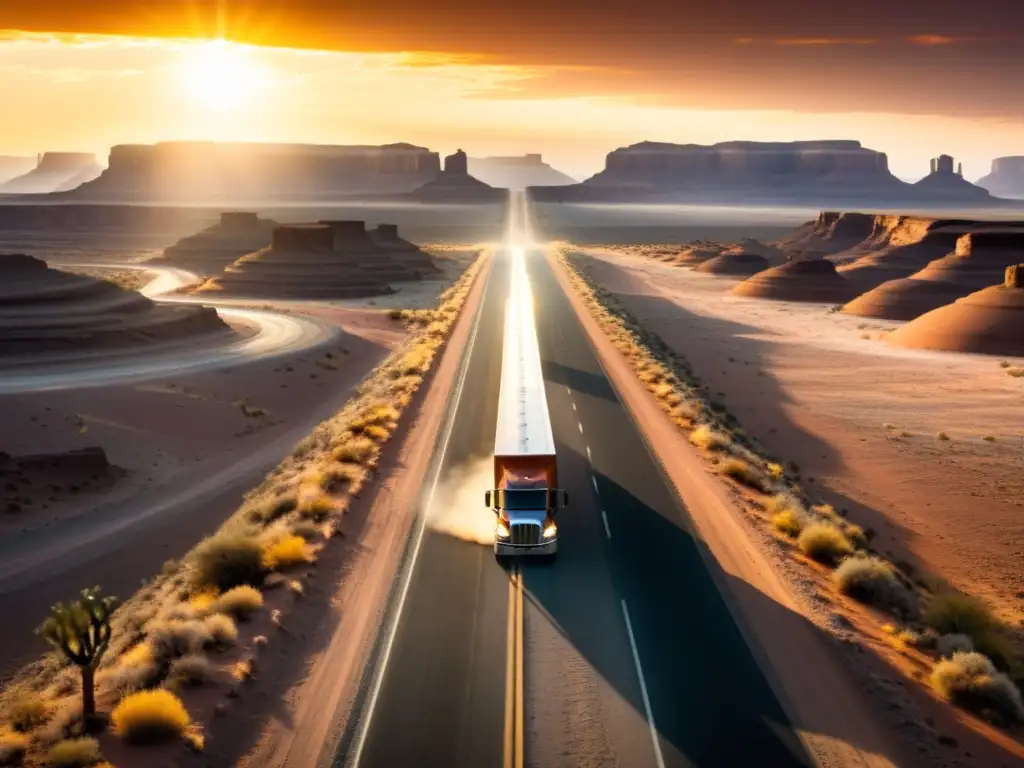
486,247,567,556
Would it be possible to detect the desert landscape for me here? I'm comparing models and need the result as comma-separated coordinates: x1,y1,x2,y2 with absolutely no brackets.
3,7,1024,768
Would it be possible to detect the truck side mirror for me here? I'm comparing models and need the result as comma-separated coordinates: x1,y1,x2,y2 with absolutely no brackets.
561,490,569,507
484,491,492,508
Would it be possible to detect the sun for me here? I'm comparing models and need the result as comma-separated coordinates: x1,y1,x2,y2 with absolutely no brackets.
180,40,267,110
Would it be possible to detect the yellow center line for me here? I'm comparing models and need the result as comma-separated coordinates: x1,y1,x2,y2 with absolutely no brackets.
515,568,525,768
504,567,516,768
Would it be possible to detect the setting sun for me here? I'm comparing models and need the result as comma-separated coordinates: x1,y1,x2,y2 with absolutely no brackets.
180,39,267,110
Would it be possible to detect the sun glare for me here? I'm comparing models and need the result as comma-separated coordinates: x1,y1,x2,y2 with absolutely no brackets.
180,40,267,110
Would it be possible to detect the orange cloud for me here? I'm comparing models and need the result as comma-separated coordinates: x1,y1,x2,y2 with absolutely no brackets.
908,34,970,46
733,37,876,47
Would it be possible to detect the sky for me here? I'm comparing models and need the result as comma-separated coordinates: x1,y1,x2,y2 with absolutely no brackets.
1,1,1023,181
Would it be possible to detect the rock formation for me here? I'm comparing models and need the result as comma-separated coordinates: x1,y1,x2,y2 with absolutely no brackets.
201,219,438,300
841,230,1024,320
732,259,858,303
886,265,1024,355
676,243,726,266
408,149,507,202
468,154,576,189
64,142,441,202
0,153,103,194
146,211,278,275
0,254,231,360
775,211,880,256
913,154,991,199
976,157,1024,199
694,251,770,276
0,156,37,184
529,140,1013,205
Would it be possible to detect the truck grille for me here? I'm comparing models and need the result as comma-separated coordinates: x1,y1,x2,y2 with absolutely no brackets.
510,523,541,547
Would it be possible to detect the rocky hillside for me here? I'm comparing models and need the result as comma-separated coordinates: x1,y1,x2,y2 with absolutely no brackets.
976,157,1024,199
468,154,575,189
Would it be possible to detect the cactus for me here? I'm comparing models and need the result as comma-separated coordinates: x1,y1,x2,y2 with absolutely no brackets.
37,587,117,723
1006,264,1023,288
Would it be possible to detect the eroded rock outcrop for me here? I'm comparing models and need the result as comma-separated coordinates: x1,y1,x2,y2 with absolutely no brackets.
976,157,1024,199
842,230,1024,320
913,154,991,200
695,251,770,276
409,149,506,202
732,259,858,303
886,265,1024,355
65,142,441,202
0,153,103,194
0,254,231,360
146,212,278,275
468,154,576,189
201,219,437,300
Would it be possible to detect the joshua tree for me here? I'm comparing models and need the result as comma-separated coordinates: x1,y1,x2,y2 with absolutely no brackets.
37,587,117,723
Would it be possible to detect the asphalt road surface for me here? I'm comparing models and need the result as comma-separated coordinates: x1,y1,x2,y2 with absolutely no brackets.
342,194,812,768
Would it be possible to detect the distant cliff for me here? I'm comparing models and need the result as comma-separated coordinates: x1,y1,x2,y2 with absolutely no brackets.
64,142,442,203
912,154,991,200
529,140,1011,206
468,154,575,189
976,157,1024,199
0,152,103,194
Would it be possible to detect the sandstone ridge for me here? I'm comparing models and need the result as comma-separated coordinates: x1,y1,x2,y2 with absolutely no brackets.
0,153,103,195
732,258,858,303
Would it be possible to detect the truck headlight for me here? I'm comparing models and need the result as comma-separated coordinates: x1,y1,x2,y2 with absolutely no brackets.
542,523,557,539
495,521,511,539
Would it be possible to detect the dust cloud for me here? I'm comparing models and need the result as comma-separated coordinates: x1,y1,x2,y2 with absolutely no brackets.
427,456,495,545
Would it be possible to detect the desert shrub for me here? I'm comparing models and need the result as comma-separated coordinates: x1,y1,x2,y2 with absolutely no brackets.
937,431,950,441
936,633,975,658
101,658,161,698
6,694,49,732
797,523,853,565
210,585,263,621
262,535,313,571
719,459,767,492
289,520,321,541
0,733,28,766
45,737,101,767
111,690,190,744
688,425,731,452
333,436,377,464
923,593,996,642
192,533,265,591
931,652,1024,723
299,495,334,521
772,509,804,537
834,556,913,613
254,494,297,523
842,524,868,548
146,619,211,665
202,614,238,649
168,655,217,689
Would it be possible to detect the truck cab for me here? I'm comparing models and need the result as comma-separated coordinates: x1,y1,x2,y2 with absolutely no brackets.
486,482,567,556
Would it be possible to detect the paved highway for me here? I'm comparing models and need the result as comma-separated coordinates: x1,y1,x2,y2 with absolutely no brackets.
342,194,811,767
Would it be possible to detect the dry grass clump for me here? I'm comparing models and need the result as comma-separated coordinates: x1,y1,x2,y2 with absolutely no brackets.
932,652,1024,723
146,619,211,665
0,732,29,765
252,493,297,523
6,694,49,732
718,458,767,492
192,533,265,591
210,586,263,621
842,523,868,549
834,556,913,613
298,493,334,522
332,436,378,464
772,509,804,537
289,520,321,541
261,534,313,571
167,654,218,689
111,690,191,744
923,594,995,645
201,614,238,649
689,425,731,452
44,737,101,768
797,523,853,565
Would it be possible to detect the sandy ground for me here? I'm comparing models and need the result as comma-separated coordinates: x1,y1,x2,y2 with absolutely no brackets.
576,248,1024,627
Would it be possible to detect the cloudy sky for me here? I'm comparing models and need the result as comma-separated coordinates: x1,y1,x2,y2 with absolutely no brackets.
1,0,1022,180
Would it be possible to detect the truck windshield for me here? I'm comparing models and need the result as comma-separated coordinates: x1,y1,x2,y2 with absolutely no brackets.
501,489,548,510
